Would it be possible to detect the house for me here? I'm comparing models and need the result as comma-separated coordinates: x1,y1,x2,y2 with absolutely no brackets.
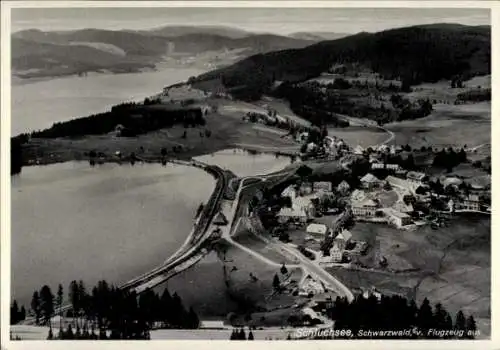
385,208,412,228
114,124,125,136
352,198,380,217
300,276,325,295
277,207,309,223
335,229,352,250
406,171,428,186
360,173,382,190
369,154,381,163
296,131,309,142
306,223,329,235
299,182,314,196
293,196,316,217
213,211,229,226
354,145,364,155
465,175,491,194
306,142,317,153
442,176,463,189
386,175,413,191
337,180,351,195
313,181,333,192
461,195,481,211
329,242,343,262
393,201,414,214
447,199,455,212
282,185,297,200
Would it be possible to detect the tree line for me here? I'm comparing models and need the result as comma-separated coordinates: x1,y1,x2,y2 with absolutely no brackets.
321,295,478,339
10,300,26,325
229,328,255,340
273,82,433,127
24,279,199,340
30,103,206,139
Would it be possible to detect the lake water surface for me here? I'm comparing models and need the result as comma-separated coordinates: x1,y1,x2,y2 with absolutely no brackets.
11,151,293,308
11,67,204,136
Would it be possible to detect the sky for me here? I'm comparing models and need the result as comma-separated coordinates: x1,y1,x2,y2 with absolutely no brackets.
11,7,490,35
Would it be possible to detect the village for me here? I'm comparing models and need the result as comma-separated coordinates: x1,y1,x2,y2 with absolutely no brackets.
250,127,491,301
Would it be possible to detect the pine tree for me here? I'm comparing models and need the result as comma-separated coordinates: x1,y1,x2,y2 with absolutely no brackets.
40,285,55,330
230,329,237,340
10,300,20,325
20,306,26,322
417,298,433,335
56,284,64,334
65,324,74,339
454,310,466,333
239,328,247,340
69,280,79,328
187,307,200,329
272,273,280,292
31,291,41,325
465,315,477,339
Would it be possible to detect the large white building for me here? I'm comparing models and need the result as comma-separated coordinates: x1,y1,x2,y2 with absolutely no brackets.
360,173,382,190
306,223,329,235
313,181,333,192
385,208,412,228
406,171,428,186
329,242,344,262
352,198,380,218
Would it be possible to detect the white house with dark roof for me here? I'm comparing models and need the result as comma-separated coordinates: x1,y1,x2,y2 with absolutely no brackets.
277,207,309,223
360,173,382,190
406,171,428,186
384,208,412,228
281,185,297,200
335,229,352,250
352,198,380,217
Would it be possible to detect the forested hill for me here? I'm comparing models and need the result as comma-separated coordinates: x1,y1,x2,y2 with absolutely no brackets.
195,24,490,88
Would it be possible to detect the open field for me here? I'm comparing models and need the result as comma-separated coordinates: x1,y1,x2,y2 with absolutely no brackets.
256,97,312,127
387,102,490,149
407,75,491,103
9,324,297,341
232,228,298,265
328,215,490,337
327,126,388,148
220,241,305,316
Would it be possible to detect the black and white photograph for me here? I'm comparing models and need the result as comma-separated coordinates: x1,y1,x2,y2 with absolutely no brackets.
3,2,495,344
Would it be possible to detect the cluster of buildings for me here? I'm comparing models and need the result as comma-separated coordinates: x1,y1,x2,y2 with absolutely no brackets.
277,181,335,224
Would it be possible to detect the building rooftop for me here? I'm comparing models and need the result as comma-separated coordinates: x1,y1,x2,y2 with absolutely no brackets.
385,208,410,219
407,171,427,181
360,173,380,183
306,223,328,235
336,229,352,241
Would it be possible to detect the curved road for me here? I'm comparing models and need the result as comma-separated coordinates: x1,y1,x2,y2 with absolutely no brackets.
223,173,354,302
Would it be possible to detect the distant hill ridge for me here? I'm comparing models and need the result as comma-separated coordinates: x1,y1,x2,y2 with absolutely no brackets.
195,23,491,89
11,26,318,79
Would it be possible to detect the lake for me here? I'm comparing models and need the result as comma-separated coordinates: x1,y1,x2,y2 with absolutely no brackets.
11,67,205,136
11,150,293,309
